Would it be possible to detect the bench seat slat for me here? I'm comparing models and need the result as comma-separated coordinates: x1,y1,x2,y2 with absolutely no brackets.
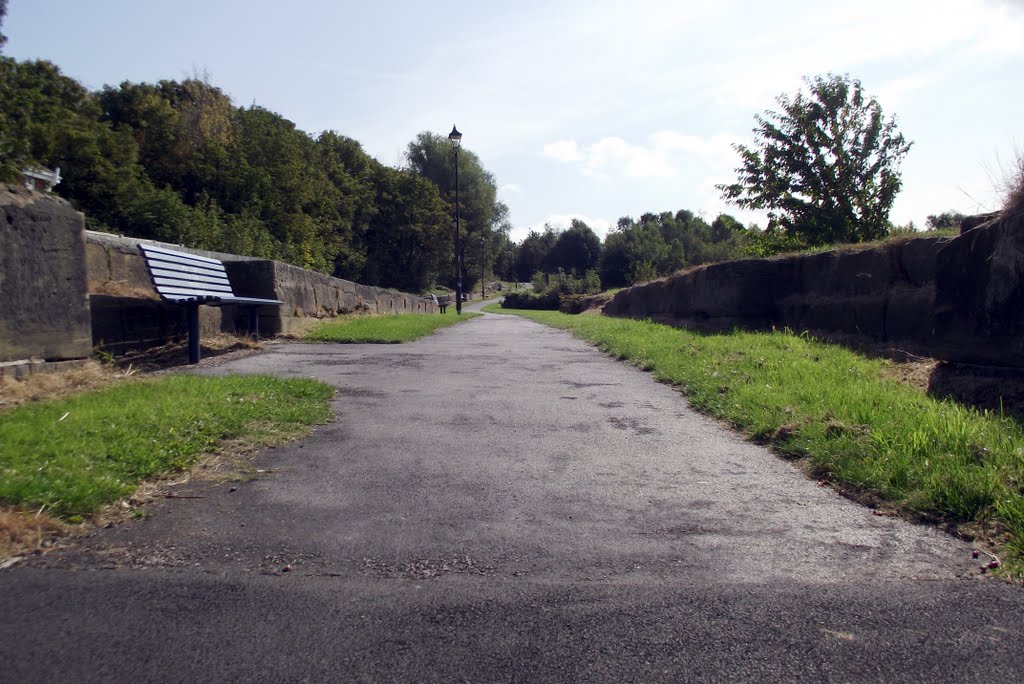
156,286,231,298
140,243,223,266
149,267,232,287
152,277,234,294
145,255,230,278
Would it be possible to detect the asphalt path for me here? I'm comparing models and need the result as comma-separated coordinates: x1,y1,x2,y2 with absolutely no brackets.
3,307,1023,682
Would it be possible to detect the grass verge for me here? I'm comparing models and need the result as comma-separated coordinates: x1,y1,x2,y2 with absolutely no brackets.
304,312,481,343
499,307,1024,577
0,374,334,519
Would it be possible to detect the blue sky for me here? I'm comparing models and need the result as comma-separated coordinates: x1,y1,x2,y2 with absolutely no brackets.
5,0,1023,242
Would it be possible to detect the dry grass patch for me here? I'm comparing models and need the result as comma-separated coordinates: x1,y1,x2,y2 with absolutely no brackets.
0,508,69,562
0,361,123,413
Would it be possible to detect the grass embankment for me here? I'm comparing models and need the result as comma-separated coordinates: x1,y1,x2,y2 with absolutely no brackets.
305,312,481,343
0,374,333,518
495,306,1024,575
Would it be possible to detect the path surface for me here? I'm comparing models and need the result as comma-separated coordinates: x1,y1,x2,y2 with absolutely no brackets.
3,311,1023,681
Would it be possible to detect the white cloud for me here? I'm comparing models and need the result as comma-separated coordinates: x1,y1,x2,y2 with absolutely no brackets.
542,131,738,179
541,140,584,163
499,183,522,194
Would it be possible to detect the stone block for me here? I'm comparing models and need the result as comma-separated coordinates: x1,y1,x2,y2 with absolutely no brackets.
0,185,92,362
935,213,1024,365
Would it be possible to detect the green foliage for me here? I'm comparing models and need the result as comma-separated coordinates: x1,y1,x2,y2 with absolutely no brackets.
719,74,913,246
305,313,481,343
0,0,7,52
544,219,601,275
740,225,808,257
515,227,559,282
926,210,967,231
405,131,508,291
501,309,1024,574
1,60,488,293
0,375,333,517
502,267,600,310
600,210,749,287
500,289,561,310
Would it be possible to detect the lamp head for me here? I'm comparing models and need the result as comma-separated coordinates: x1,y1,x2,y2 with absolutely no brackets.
448,125,462,149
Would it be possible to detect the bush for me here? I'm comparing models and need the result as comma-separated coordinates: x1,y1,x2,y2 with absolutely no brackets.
501,289,562,310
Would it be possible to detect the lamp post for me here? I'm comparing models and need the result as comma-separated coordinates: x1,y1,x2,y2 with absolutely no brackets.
448,125,463,315
480,235,486,301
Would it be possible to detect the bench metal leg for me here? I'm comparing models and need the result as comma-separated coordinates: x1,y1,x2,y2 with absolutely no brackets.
186,303,201,364
249,307,260,341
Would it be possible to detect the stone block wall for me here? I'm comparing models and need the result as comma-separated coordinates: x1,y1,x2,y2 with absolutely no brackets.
604,237,950,347
0,185,92,364
85,231,435,350
934,213,1024,365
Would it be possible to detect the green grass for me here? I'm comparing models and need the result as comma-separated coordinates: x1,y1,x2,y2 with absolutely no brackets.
0,374,334,517
500,308,1024,574
305,313,481,343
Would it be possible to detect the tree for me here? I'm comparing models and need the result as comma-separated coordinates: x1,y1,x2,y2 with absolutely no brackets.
544,219,601,276
926,210,967,231
406,131,506,288
0,0,8,52
718,74,912,246
514,226,558,282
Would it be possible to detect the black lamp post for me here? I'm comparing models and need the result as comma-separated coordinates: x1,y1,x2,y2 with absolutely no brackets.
448,125,463,315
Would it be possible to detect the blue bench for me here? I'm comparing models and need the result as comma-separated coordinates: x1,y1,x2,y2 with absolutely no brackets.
139,244,281,364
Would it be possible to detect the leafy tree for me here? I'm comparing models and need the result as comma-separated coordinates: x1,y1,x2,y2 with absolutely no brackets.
0,0,8,53
406,131,506,288
514,226,559,282
718,74,912,245
544,219,601,276
925,211,967,232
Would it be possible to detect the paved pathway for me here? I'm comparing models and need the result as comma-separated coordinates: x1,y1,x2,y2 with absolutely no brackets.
2,311,1023,681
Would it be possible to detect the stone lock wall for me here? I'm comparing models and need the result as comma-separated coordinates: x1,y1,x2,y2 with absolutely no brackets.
0,185,92,373
604,237,948,347
85,231,436,351
1,184,435,366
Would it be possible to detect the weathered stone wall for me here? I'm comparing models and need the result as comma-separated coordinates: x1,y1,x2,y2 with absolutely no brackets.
934,213,1024,365
604,237,949,347
85,231,435,350
0,185,92,364
228,260,433,336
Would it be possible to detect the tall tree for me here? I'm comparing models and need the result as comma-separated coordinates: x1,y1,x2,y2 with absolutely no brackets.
406,131,506,288
543,219,601,276
0,0,8,52
718,74,912,245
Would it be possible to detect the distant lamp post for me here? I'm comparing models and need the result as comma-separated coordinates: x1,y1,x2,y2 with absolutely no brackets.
448,125,463,315
480,235,486,301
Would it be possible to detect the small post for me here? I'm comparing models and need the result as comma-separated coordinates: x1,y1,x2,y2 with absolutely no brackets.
249,307,260,341
186,302,201,364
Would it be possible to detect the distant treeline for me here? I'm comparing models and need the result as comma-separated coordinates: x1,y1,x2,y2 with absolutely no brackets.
0,52,961,297
514,211,798,290
0,58,515,294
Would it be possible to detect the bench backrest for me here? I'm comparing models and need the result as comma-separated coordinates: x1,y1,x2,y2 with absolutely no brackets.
139,244,236,302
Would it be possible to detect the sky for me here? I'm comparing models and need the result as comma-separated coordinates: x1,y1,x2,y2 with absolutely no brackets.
5,0,1023,242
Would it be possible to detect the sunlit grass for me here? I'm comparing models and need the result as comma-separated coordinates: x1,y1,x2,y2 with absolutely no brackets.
0,374,333,517
305,313,481,343
502,308,1024,575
